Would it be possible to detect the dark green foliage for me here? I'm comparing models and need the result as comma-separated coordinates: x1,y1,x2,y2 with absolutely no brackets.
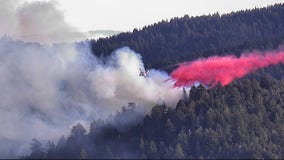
26,77,284,159
26,4,284,159
90,3,284,70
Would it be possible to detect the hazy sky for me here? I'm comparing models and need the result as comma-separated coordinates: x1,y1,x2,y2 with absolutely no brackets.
23,0,284,32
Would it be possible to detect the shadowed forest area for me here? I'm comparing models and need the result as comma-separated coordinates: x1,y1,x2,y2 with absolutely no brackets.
25,3,284,159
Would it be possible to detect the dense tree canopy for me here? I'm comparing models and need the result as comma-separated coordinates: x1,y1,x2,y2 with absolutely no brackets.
25,76,284,159
90,3,284,70
25,3,284,159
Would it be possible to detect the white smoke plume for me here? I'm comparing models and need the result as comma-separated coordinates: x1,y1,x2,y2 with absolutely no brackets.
0,37,182,157
0,0,87,44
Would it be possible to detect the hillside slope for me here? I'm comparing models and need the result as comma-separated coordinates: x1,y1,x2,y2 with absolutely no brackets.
91,3,284,69
26,4,284,159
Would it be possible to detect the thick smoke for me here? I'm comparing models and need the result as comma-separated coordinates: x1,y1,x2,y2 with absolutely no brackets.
0,0,87,44
0,0,182,157
0,37,181,157
170,50,284,88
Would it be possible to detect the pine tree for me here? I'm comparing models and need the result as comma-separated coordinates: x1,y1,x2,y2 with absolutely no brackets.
147,140,158,158
175,143,185,159
80,148,88,159
30,138,45,158
105,146,114,159
140,138,145,151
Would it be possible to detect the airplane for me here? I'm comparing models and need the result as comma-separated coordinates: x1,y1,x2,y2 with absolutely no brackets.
139,68,149,77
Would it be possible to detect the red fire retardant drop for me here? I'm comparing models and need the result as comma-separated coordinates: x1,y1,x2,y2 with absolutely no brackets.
170,51,284,88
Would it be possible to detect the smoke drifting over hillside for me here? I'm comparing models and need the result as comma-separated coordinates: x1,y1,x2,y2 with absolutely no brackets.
0,37,181,157
0,0,182,157
0,0,87,44
170,50,284,88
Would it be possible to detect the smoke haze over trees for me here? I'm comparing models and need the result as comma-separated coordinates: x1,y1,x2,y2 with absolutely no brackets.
25,77,284,159
0,38,181,158
0,1,282,159
21,3,284,159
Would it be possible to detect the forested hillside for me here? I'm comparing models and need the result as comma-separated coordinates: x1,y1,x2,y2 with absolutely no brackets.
26,3,284,159
26,76,284,159
91,3,284,69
